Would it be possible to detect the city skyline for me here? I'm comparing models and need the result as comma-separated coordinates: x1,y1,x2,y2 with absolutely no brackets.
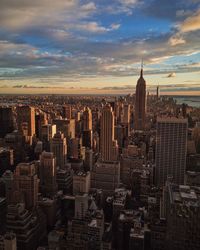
0,0,200,95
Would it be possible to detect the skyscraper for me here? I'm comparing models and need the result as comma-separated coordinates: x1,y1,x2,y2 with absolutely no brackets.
14,162,39,209
164,183,200,250
155,117,188,186
134,67,146,130
83,107,92,131
100,104,118,162
82,107,93,149
50,131,67,168
62,105,72,119
39,151,57,197
0,107,15,138
17,106,35,137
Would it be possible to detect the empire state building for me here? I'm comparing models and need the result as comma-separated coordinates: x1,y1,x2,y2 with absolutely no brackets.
134,66,146,130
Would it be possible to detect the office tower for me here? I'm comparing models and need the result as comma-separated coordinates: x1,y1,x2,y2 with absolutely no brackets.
3,131,24,165
155,117,188,186
88,210,104,250
0,198,6,234
165,183,200,250
82,130,93,149
1,170,14,204
84,149,93,171
121,103,130,124
115,125,126,149
17,106,35,136
39,151,57,197
66,218,88,250
53,119,75,139
50,131,67,168
6,203,46,250
14,162,39,209
41,124,56,150
100,104,118,162
69,137,82,159
123,103,131,136
156,85,160,100
35,111,48,139
83,107,92,131
0,107,14,138
73,171,91,195
62,104,71,119
134,67,146,130
75,194,88,219
91,161,120,194
0,148,14,176
56,167,73,194
0,233,17,250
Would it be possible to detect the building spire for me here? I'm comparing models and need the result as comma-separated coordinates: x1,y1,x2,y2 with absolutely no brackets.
140,59,143,77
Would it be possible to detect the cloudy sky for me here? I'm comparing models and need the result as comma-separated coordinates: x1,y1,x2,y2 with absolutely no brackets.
0,0,200,94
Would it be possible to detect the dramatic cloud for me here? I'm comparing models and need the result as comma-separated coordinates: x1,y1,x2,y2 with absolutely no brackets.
180,9,200,32
0,0,199,93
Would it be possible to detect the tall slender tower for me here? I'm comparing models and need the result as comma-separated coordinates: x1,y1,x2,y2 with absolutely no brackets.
134,64,146,130
82,107,93,149
100,104,118,162
39,151,57,197
83,107,92,131
50,131,67,168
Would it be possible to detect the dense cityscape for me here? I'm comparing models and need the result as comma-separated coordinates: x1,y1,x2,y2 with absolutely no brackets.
0,68,200,250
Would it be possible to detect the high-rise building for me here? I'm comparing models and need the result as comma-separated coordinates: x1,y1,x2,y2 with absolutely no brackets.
6,203,46,250
50,131,67,168
0,107,14,138
156,85,160,100
17,106,35,137
134,67,146,130
91,161,120,195
0,148,14,176
39,151,57,197
62,105,72,119
0,233,17,250
164,183,200,250
69,137,82,159
83,107,92,131
53,119,75,139
73,171,91,195
155,117,188,186
14,162,39,209
100,104,118,162
0,198,6,234
41,124,56,150
82,130,93,149
35,111,48,139
75,194,88,219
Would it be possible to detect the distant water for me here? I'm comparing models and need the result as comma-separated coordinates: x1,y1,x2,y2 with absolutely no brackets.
172,96,200,108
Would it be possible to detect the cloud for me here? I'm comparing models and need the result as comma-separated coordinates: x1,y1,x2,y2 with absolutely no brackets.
74,22,119,33
118,0,138,6
0,0,200,85
81,2,96,12
169,35,186,46
167,72,176,78
110,23,121,30
180,9,200,32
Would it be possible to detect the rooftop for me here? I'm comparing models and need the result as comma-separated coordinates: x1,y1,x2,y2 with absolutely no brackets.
169,184,200,207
